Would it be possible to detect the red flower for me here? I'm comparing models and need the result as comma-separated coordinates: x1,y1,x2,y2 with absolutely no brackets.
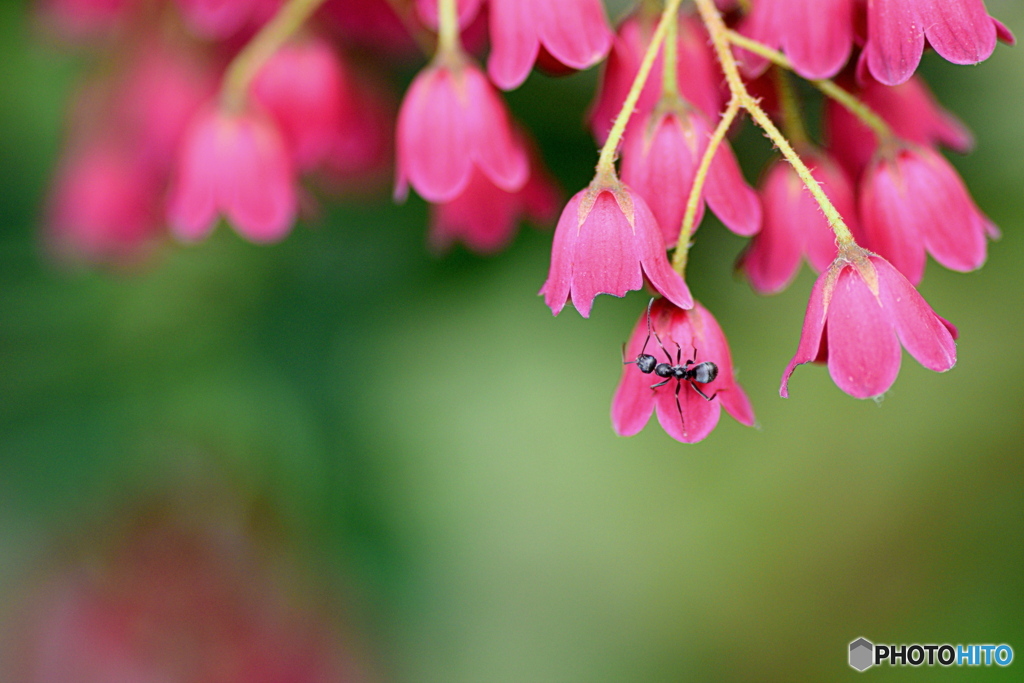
167,106,297,243
864,0,1013,86
739,151,857,294
859,145,995,284
541,179,693,318
781,253,958,399
738,0,855,80
487,0,612,90
621,107,761,246
613,299,755,443
395,58,528,203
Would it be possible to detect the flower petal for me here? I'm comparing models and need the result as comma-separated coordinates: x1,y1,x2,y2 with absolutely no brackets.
875,257,957,372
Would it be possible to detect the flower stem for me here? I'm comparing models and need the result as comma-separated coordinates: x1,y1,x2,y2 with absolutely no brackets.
671,98,741,274
692,0,857,249
662,11,679,100
595,0,682,178
437,0,461,57
221,0,328,112
725,29,894,143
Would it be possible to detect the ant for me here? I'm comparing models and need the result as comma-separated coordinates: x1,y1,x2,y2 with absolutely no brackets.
623,299,719,420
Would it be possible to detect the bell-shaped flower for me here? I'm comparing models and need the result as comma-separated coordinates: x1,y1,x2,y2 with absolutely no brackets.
396,57,528,203
621,105,761,246
864,0,1013,86
739,151,857,294
590,12,723,144
737,0,855,80
825,74,973,179
430,155,559,255
252,38,352,172
541,177,692,317
859,145,995,285
781,252,958,399
167,105,297,243
613,298,755,443
487,0,612,91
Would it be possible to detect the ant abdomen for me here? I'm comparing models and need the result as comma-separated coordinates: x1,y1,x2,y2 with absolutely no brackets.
690,361,718,384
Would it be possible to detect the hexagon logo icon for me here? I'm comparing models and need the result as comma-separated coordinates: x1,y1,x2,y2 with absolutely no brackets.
849,638,874,671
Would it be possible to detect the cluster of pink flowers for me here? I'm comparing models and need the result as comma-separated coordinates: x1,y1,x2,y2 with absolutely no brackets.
39,0,1011,442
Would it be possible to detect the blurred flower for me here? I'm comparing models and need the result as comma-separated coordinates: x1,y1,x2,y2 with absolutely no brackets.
429,152,559,255
540,179,692,318
252,37,352,172
781,253,958,399
739,151,857,294
620,105,761,247
6,495,370,683
613,298,755,443
824,75,973,180
486,0,612,91
167,105,297,243
858,145,995,284
395,58,528,203
45,140,162,264
737,0,855,80
173,0,282,40
414,0,482,31
863,0,1012,86
590,11,723,144
37,0,138,39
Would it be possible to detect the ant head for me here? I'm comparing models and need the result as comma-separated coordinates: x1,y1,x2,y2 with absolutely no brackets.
635,353,657,374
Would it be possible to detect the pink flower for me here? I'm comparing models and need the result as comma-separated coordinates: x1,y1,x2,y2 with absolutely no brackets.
487,0,612,91
739,152,858,294
46,141,162,263
738,0,855,80
415,0,482,31
824,75,973,179
396,58,528,203
173,0,281,39
590,12,723,144
167,106,297,243
251,38,351,172
859,145,995,284
541,179,693,317
781,253,957,399
38,0,137,38
613,299,755,443
430,155,559,255
621,107,761,246
864,0,1013,86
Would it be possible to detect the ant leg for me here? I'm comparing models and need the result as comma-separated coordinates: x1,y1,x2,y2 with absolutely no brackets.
650,379,671,390
690,343,698,363
653,331,673,363
689,381,718,402
674,342,683,366
674,379,685,430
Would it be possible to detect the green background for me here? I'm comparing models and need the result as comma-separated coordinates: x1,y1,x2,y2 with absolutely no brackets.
2,1,1022,680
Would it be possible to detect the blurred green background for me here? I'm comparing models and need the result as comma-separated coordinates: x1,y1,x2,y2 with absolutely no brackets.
2,1,1023,680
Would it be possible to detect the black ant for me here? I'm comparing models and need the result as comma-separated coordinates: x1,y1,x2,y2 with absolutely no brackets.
623,299,719,420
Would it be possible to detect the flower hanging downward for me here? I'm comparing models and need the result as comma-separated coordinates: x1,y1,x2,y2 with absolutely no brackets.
541,177,692,318
781,251,958,399
613,298,755,443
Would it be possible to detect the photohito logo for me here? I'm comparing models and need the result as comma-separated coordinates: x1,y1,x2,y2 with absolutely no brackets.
848,638,1013,671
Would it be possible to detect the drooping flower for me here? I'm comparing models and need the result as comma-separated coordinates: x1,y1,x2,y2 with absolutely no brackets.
781,252,958,399
613,298,755,443
863,0,1013,86
395,58,528,203
430,153,559,255
487,0,612,91
251,37,351,172
173,0,281,40
737,0,855,80
620,105,761,246
739,151,858,294
824,74,973,179
590,11,723,144
46,141,162,263
167,105,297,243
858,145,995,285
541,178,693,318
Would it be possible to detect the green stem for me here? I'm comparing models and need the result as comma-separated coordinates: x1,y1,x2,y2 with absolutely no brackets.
437,0,461,56
221,0,328,112
693,0,858,249
662,11,679,99
725,29,894,143
596,0,683,177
